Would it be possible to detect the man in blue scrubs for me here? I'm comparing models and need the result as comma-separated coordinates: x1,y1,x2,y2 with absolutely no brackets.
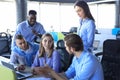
10,34,39,71
11,10,46,50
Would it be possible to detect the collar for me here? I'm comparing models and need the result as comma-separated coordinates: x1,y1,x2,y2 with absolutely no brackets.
76,51,85,63
26,20,37,28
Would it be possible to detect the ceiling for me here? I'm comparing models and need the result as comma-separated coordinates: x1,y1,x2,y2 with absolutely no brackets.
0,0,101,3
0,0,115,3
28,0,98,3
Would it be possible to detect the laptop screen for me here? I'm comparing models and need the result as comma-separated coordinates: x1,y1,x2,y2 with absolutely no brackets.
1,61,15,70
93,40,100,50
1,61,33,80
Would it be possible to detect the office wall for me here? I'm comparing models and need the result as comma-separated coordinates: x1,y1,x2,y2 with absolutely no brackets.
0,1,116,33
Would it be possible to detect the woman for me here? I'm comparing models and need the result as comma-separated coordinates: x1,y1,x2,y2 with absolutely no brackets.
75,0,96,52
32,33,61,76
39,33,104,80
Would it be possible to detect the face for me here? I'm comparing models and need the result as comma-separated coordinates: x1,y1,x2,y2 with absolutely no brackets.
74,6,86,19
42,36,53,50
28,14,36,26
64,41,73,54
16,39,28,50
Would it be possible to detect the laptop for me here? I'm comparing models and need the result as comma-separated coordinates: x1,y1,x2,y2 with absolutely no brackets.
1,61,33,80
93,40,100,50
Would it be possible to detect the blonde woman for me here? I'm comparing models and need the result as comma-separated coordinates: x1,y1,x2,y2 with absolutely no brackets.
32,33,61,76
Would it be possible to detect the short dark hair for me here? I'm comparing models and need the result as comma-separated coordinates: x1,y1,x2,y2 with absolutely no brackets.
15,34,24,40
29,10,37,15
64,33,83,51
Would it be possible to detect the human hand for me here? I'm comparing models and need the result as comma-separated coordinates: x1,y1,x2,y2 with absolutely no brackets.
43,65,53,73
32,67,51,77
16,65,25,71
32,29,38,35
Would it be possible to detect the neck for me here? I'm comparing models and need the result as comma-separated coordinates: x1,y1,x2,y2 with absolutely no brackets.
74,50,82,58
45,49,51,54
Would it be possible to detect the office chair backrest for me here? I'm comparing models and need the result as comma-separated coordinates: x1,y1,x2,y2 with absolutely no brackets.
0,65,17,80
102,39,120,80
56,40,73,72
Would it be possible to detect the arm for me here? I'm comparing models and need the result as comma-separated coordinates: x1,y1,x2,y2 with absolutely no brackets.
31,51,40,67
31,29,42,38
10,51,26,71
10,51,18,64
41,66,68,80
32,23,46,38
87,20,96,48
73,56,98,80
52,50,61,72
50,70,68,80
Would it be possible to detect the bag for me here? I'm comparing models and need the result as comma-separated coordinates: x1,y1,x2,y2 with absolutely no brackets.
0,32,11,54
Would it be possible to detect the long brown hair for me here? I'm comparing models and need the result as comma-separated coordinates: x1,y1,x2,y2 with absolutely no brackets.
74,0,95,21
39,33,54,58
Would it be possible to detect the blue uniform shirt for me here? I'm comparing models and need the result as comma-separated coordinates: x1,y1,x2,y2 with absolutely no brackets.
65,51,104,80
11,20,46,50
32,50,61,73
10,42,39,67
77,18,96,51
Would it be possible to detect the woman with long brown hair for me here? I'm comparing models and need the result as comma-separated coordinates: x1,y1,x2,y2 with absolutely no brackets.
32,33,61,75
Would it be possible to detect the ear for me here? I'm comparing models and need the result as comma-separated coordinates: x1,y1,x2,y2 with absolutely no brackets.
70,47,75,52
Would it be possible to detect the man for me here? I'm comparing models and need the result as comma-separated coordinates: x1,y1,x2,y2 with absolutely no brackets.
11,10,46,50
10,34,39,71
33,33,104,80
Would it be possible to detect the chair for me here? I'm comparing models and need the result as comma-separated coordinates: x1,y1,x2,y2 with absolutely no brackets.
69,27,77,33
96,39,120,80
57,32,65,40
56,40,74,72
0,65,17,80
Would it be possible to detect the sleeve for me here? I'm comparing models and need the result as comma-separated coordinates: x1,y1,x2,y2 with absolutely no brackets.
10,51,25,65
32,43,39,55
87,20,96,48
11,24,21,50
31,51,40,68
10,51,18,64
52,50,61,73
37,23,46,34
65,57,76,79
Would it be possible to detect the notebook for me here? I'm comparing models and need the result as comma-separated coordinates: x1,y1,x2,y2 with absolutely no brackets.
93,40,100,50
1,61,33,80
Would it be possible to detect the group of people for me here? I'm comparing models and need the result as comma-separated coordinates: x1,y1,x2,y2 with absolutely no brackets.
10,0,104,80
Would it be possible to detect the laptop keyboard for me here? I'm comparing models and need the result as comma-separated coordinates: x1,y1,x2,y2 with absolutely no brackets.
16,73,25,78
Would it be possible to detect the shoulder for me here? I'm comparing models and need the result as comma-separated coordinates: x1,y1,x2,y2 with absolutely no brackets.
17,21,27,26
82,51,98,63
52,50,60,55
11,47,21,56
86,19,95,26
35,22,43,27
12,46,20,52
17,21,27,29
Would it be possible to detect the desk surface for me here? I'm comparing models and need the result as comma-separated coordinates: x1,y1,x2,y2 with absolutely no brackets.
93,49,102,55
0,56,10,64
0,56,52,80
